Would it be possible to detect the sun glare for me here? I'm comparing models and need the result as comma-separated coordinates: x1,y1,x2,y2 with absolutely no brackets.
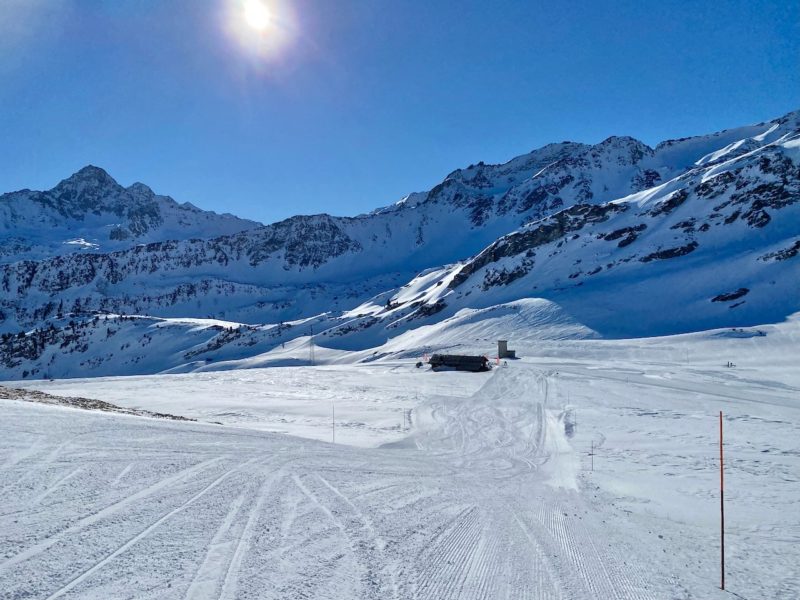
225,0,295,62
243,0,270,31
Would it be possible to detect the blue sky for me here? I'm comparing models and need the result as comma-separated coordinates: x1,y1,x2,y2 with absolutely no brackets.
0,0,797,224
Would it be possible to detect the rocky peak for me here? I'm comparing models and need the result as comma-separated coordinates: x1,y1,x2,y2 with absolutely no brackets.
774,109,800,128
0,165,261,262
54,165,121,195
591,136,653,164
127,182,155,197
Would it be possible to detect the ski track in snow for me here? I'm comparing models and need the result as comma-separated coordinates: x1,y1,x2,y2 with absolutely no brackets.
42,458,259,600
183,487,249,600
1,355,797,599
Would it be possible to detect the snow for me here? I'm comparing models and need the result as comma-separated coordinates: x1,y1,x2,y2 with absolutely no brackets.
3,109,798,366
6,111,799,382
63,238,100,250
0,166,260,263
3,319,799,598
13,365,485,448
1,108,799,598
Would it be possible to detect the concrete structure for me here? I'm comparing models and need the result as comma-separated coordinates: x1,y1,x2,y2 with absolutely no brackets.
498,340,516,359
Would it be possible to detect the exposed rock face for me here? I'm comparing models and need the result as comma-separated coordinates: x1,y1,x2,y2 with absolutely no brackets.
640,241,699,263
760,240,800,262
446,129,799,295
712,288,750,302
449,203,628,290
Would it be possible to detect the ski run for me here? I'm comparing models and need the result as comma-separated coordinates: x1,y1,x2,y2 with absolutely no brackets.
2,322,798,599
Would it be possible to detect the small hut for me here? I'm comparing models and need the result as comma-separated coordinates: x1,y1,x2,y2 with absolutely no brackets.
429,354,490,372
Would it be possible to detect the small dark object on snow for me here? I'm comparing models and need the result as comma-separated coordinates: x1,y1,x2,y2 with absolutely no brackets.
429,354,490,372
415,361,423,368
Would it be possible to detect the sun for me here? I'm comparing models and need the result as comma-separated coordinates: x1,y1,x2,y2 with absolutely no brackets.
243,0,271,31
224,0,296,62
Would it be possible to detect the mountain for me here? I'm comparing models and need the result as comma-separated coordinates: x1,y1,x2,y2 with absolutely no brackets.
0,165,261,262
1,110,798,379
361,130,800,338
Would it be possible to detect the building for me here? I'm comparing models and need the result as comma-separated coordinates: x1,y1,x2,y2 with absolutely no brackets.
429,354,490,372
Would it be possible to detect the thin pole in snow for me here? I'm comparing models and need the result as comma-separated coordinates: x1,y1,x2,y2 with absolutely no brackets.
720,411,725,590
310,325,315,366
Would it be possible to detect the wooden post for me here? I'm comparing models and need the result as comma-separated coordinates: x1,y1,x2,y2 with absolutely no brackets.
720,411,725,590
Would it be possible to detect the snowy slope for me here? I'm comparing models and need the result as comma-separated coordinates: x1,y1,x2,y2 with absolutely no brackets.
4,321,800,598
0,165,261,262
338,130,800,339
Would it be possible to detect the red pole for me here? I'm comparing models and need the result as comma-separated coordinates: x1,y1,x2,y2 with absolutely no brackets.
720,411,725,591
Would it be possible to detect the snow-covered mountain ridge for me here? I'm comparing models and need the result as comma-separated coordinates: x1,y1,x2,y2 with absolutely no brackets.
1,109,798,379
0,165,262,262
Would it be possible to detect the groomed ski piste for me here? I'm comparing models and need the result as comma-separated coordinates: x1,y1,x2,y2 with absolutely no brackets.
2,317,799,599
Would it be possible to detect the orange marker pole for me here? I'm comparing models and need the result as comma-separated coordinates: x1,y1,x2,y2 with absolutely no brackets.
719,410,725,591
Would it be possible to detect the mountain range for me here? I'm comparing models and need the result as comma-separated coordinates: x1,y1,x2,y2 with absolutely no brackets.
1,109,798,379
